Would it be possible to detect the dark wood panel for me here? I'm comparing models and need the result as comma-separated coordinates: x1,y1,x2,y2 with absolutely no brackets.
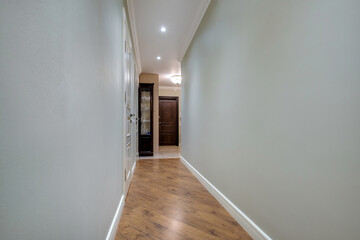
159,97,179,146
138,84,153,156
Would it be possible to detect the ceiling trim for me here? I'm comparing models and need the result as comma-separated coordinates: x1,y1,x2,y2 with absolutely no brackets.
177,0,211,62
126,0,142,74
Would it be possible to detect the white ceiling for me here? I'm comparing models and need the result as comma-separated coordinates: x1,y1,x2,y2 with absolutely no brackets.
127,0,210,87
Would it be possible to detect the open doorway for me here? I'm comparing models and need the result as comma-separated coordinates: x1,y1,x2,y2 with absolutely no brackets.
138,84,181,160
157,90,181,159
159,96,179,146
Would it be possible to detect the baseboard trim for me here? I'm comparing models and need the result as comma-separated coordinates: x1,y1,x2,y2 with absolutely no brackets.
131,161,136,173
105,194,125,240
180,156,272,240
106,161,137,240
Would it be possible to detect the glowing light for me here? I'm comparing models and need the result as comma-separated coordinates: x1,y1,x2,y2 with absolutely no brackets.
170,75,182,84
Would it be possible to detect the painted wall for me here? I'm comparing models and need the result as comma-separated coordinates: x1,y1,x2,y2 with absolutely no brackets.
0,0,125,239
140,73,159,153
159,87,181,98
181,1,360,239
159,87,182,145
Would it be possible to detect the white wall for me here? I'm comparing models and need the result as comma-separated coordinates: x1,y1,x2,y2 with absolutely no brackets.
0,0,125,239
181,0,360,239
159,87,181,98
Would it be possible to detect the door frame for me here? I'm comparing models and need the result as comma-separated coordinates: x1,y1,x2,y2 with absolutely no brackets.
159,96,179,146
122,7,136,196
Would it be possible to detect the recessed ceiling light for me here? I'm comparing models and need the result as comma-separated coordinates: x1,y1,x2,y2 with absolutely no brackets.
156,56,161,60
160,26,166,32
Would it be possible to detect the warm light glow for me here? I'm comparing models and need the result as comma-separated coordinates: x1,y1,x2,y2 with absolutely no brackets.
160,26,167,32
156,56,161,60
170,75,182,84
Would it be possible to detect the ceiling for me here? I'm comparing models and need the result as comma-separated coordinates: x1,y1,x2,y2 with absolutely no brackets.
127,0,210,87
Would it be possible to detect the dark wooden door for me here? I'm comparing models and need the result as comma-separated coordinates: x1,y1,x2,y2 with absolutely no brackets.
159,97,179,146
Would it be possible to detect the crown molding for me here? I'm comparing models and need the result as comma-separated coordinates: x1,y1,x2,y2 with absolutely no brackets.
126,0,142,74
177,0,211,62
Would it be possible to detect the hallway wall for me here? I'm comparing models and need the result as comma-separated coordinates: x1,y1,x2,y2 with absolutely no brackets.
0,0,125,239
181,1,360,239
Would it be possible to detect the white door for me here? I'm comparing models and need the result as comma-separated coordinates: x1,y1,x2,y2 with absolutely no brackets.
132,66,139,160
123,10,136,194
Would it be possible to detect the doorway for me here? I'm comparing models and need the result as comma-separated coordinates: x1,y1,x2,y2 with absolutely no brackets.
159,97,179,146
122,8,137,195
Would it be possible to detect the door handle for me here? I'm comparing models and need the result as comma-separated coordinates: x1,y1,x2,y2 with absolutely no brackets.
128,113,136,120
129,113,136,123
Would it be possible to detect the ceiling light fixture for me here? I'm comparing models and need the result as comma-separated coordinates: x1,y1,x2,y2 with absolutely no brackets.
156,56,161,60
160,26,167,32
170,75,182,85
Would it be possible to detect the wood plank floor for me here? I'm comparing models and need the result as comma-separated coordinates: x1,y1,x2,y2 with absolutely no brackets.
139,146,180,160
115,159,252,240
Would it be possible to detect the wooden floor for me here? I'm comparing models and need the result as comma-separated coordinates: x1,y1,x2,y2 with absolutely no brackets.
115,159,252,240
139,146,180,160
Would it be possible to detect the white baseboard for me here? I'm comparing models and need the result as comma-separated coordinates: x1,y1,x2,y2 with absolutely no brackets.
126,161,136,192
124,161,137,198
106,161,137,239
180,156,272,240
105,194,125,240
131,161,136,173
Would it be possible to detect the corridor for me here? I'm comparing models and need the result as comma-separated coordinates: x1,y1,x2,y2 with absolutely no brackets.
115,159,251,240
1,0,359,239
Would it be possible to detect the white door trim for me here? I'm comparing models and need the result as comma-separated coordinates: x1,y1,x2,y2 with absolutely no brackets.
122,7,133,196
